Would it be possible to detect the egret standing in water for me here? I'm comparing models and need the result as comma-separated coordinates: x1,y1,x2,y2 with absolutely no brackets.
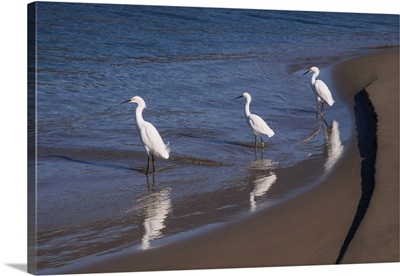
122,96,170,174
235,92,275,149
303,66,335,123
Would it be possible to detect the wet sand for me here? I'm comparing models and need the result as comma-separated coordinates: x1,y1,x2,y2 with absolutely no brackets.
70,50,399,273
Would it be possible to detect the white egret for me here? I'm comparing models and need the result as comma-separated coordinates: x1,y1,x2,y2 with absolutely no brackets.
122,96,170,174
235,92,275,149
303,66,335,122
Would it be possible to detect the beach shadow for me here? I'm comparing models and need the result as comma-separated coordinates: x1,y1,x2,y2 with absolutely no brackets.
336,89,377,264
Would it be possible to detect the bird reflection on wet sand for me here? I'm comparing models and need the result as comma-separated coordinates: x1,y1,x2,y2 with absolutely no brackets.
139,175,172,250
249,172,277,212
323,120,343,171
302,120,343,171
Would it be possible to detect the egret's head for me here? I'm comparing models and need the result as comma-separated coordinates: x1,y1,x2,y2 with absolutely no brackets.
303,66,320,76
121,96,146,108
235,92,252,101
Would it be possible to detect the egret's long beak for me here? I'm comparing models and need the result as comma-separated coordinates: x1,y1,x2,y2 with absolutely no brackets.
120,99,131,105
303,69,312,76
235,95,244,99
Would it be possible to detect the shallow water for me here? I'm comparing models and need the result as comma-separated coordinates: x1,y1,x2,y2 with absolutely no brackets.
29,3,399,273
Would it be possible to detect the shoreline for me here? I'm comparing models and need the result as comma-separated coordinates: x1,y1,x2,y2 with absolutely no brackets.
67,49,399,274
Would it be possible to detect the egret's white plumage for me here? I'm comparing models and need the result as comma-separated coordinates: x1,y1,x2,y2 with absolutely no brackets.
304,66,335,122
235,92,274,148
122,96,170,174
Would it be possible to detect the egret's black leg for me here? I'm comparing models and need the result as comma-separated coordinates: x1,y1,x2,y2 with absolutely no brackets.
145,155,150,175
254,135,258,148
146,173,155,189
152,154,155,174
319,102,328,127
319,102,325,119
316,102,320,121
260,136,265,149
320,113,329,127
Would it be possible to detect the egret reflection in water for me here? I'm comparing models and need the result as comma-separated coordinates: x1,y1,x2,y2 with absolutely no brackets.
302,120,343,172
324,120,343,171
139,187,172,250
250,172,277,212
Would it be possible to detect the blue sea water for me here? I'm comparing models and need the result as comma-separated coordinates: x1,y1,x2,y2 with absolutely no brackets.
29,2,399,273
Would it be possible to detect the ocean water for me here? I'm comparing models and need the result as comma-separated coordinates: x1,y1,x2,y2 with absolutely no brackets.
29,2,399,273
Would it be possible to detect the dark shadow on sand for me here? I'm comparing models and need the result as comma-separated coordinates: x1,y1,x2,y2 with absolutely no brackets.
336,89,377,264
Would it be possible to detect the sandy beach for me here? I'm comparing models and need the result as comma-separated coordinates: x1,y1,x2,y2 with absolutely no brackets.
334,50,399,264
68,49,398,274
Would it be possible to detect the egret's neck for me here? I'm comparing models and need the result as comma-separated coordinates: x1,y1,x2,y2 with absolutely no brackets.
311,72,318,86
245,99,251,117
135,105,145,128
